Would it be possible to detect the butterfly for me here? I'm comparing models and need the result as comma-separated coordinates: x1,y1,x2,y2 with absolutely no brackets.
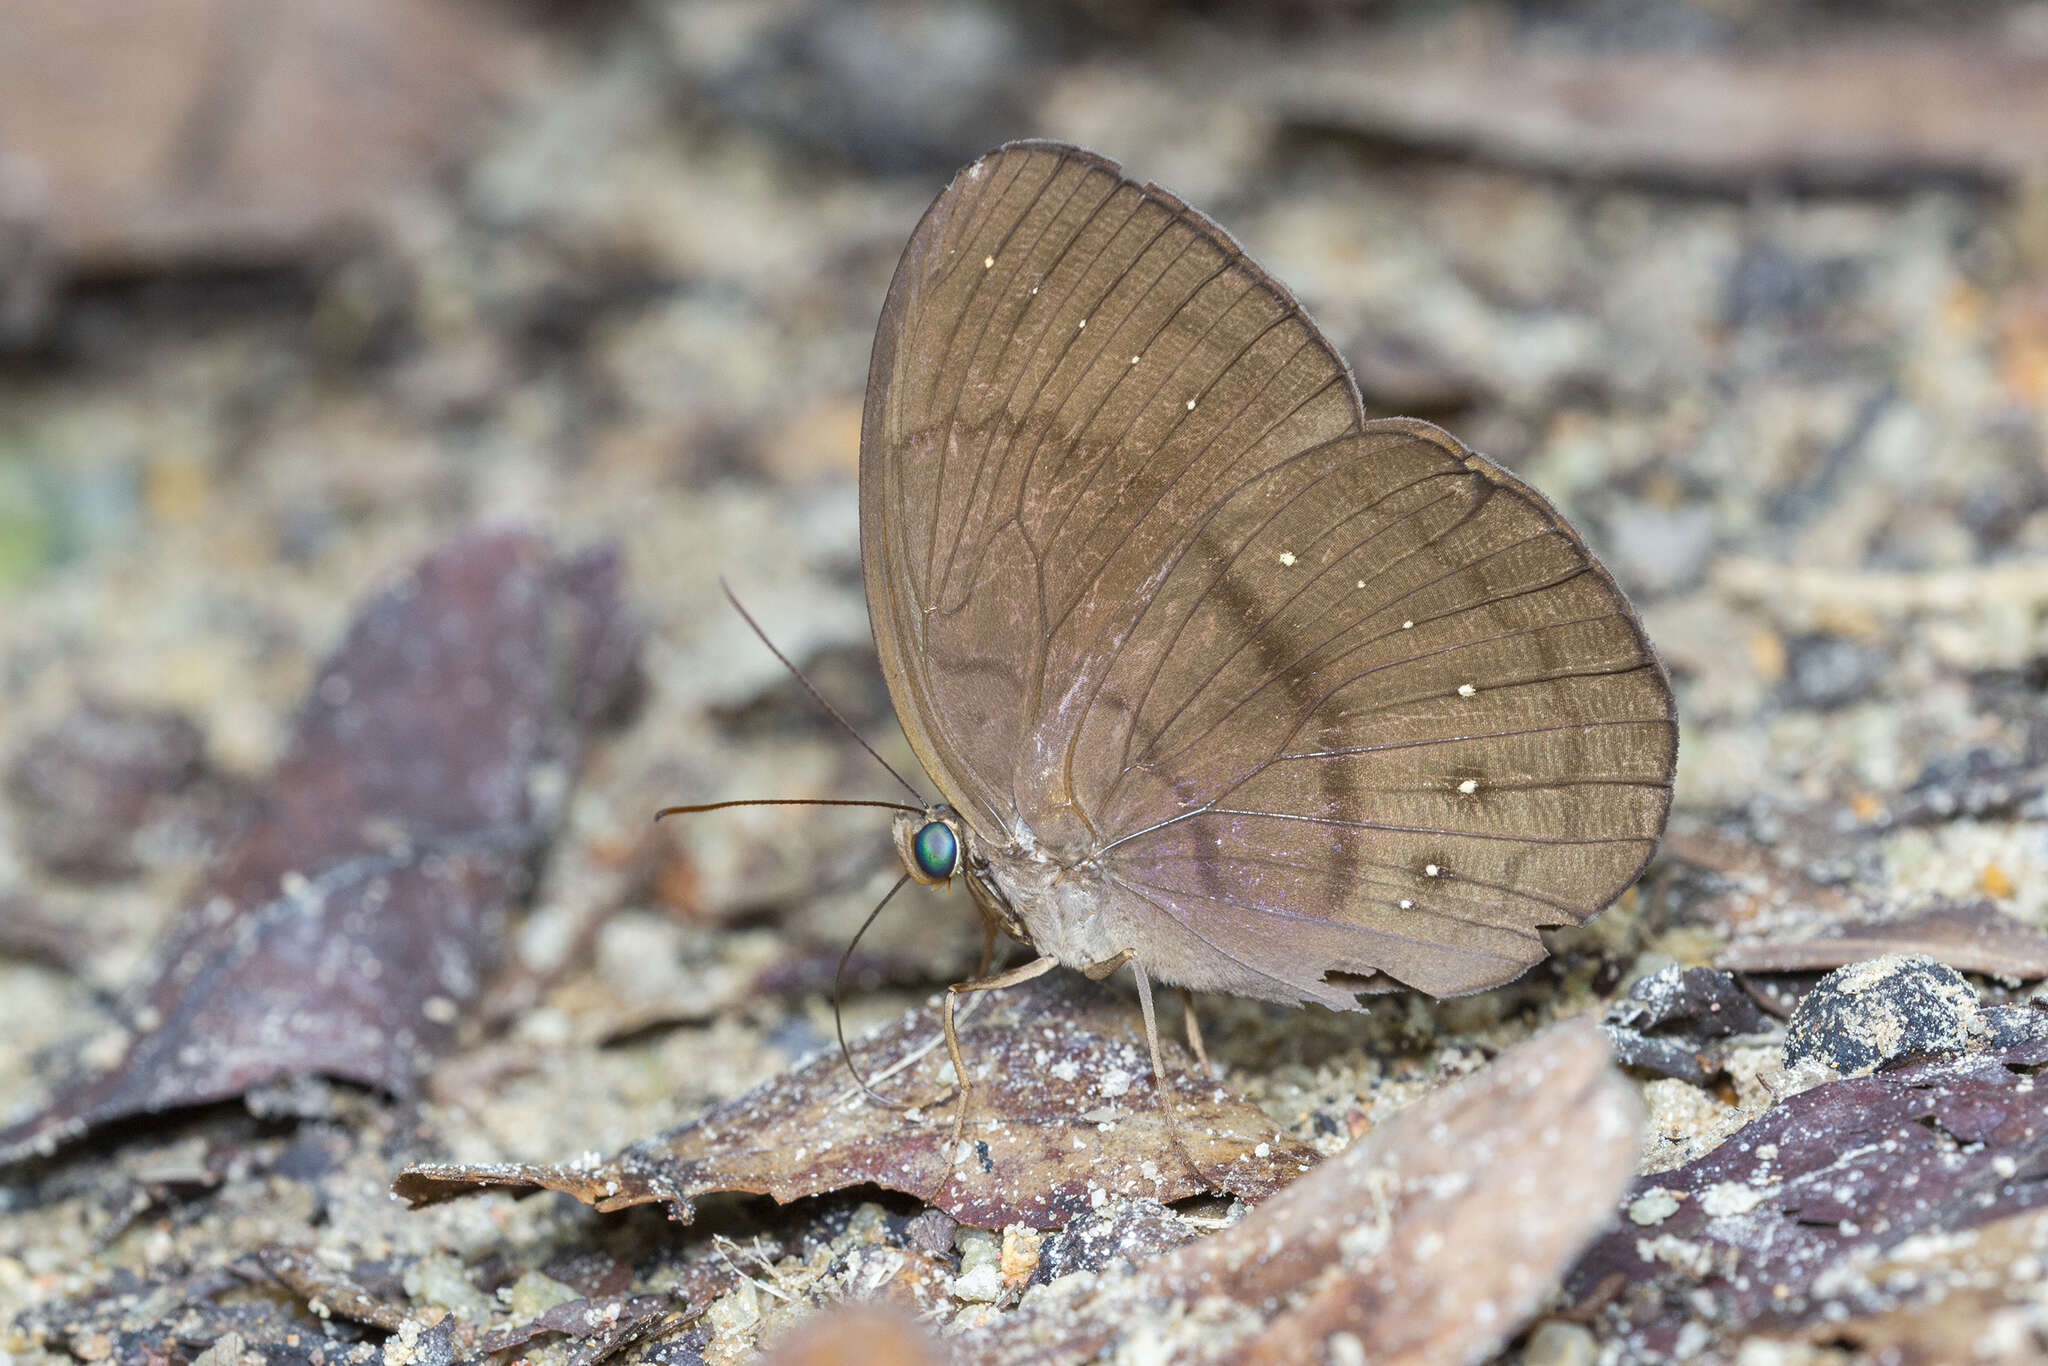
675,140,1676,1100
855,140,1676,1083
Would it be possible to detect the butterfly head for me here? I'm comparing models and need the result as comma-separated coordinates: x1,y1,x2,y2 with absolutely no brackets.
893,806,965,885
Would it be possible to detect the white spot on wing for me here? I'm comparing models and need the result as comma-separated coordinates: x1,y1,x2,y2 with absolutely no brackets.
1401,620,1414,629
984,255,995,269
1278,551,1296,567
1399,898,1413,909
1457,683,1476,697
1185,398,1197,410
1457,779,1479,795
1425,863,1441,877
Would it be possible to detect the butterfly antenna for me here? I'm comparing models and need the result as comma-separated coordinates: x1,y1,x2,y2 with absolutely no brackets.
720,579,924,802
655,797,922,820
835,873,919,1109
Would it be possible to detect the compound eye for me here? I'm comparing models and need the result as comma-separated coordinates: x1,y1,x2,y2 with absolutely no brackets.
911,820,959,880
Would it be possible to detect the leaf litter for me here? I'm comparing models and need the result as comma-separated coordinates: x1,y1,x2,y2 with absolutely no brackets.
944,1016,1642,1365
396,972,1316,1231
0,528,640,1164
622,1021,1641,1364
7,8,2048,1363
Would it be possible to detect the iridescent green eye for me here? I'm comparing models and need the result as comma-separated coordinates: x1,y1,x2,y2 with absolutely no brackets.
912,820,958,880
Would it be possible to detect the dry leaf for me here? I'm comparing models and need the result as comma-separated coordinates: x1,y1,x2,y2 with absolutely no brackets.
396,973,1315,1230
0,892,93,974
1604,966,1770,1085
1720,900,2048,980
1663,825,1862,926
0,529,640,1164
471,1293,682,1359
1273,30,2048,192
0,0,523,272
957,1017,1641,1365
254,1245,411,1332
6,698,244,881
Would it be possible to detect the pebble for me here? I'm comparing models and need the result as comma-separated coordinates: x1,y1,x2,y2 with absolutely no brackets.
1783,953,1983,1076
1522,1319,1598,1366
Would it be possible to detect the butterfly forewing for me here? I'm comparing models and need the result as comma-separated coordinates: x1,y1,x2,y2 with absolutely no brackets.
863,143,1360,838
862,142,1677,1005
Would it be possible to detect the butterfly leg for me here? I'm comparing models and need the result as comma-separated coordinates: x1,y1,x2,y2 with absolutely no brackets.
940,954,1060,1096
973,918,1000,979
1111,956,1215,1190
1179,988,1211,1075
1124,956,1167,1088
1076,949,1166,1083
1077,950,1174,1086
928,954,1059,1204
1080,948,1134,981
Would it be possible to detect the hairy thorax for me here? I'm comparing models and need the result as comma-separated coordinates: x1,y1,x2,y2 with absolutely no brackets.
979,843,1136,970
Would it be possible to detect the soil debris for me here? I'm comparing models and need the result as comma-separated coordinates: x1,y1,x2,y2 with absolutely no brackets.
956,1018,1640,1364
1782,952,1986,1077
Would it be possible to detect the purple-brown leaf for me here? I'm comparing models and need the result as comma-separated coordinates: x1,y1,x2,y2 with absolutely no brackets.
1566,1007,2048,1354
0,528,639,1164
395,973,1315,1230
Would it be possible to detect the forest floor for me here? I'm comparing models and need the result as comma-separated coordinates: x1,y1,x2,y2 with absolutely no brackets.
2,2,2047,1363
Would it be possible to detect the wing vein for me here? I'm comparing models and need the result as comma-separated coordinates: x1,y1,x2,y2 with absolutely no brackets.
935,207,1188,610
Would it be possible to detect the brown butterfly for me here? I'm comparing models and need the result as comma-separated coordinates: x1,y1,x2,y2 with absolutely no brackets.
858,141,1676,1082
674,140,1676,1102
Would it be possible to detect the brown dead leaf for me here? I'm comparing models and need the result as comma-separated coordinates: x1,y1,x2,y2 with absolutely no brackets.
0,529,640,1165
254,1245,411,1332
396,973,1316,1230
1663,825,1862,926
471,1292,684,1360
0,892,93,973
1273,29,2048,192
1719,900,2048,980
1604,966,1770,1085
955,1017,1641,1365
0,0,525,272
16,1264,299,1366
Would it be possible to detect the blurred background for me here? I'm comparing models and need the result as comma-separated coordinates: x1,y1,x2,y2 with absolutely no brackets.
2,0,2047,1343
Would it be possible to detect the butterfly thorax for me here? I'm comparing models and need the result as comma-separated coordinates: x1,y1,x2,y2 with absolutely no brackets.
975,841,1141,973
